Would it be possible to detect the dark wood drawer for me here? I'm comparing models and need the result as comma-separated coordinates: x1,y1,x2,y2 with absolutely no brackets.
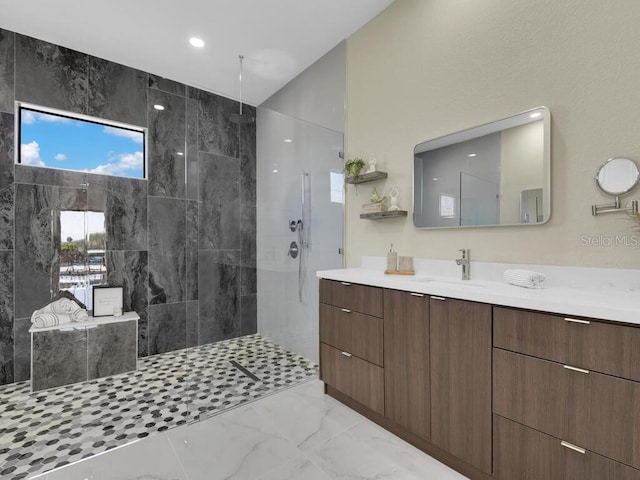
493,306,640,381
320,304,383,366
494,415,640,480
319,279,383,318
494,348,640,470
320,342,384,414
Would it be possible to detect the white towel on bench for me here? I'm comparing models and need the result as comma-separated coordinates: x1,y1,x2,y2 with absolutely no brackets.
31,298,89,328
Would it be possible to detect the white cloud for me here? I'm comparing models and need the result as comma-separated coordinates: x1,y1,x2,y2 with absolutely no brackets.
85,151,144,176
22,110,74,125
103,126,144,144
54,153,67,161
21,141,45,166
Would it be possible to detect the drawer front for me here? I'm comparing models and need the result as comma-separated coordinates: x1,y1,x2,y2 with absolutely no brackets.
568,320,640,382
319,279,383,317
493,348,589,445
495,348,640,470
320,342,384,414
494,306,640,381
493,306,568,363
587,371,640,470
319,304,383,366
494,415,640,480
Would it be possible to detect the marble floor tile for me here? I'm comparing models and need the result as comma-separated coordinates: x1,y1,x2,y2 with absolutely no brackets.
41,434,187,480
255,458,333,480
166,405,305,480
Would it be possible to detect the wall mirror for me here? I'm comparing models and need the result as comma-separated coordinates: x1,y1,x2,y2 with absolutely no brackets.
595,157,639,196
413,107,551,228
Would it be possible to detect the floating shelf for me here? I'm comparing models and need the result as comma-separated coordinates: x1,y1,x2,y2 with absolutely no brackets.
345,171,388,184
360,210,408,220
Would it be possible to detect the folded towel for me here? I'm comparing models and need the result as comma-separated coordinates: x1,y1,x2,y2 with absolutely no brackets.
31,298,89,328
31,312,74,329
503,269,546,288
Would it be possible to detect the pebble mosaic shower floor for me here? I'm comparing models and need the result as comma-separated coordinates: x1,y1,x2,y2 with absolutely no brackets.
0,334,319,480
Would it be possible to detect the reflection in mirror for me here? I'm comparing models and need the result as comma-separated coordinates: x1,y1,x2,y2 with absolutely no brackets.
413,107,550,228
59,210,106,310
595,157,640,196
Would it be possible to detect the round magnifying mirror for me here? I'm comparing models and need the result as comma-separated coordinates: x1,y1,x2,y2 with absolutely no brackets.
595,157,640,196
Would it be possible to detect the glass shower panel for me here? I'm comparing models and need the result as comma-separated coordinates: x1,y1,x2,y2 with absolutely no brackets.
256,107,344,364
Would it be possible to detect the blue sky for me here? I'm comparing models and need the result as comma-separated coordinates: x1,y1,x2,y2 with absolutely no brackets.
20,108,144,178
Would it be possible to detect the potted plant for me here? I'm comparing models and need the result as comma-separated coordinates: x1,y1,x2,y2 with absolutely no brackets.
344,157,366,182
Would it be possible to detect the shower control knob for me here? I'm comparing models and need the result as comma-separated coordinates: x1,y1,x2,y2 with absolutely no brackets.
288,241,299,259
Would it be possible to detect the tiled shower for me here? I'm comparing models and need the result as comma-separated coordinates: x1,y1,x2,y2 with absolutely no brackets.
0,28,257,386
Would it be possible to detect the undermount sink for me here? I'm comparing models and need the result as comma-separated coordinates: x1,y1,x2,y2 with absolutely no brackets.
411,277,486,288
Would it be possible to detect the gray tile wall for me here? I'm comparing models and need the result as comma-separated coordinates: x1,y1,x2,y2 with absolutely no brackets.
0,28,257,386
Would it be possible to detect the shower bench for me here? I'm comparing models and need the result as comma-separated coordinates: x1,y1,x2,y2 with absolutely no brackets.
29,311,139,392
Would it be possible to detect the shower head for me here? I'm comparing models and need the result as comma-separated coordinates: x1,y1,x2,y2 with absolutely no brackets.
230,112,254,124
230,55,255,125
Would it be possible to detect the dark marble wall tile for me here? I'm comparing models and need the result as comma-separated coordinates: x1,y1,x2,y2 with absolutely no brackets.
59,186,87,211
198,250,240,344
14,184,57,318
32,329,87,391
186,200,198,301
106,250,149,356
186,300,199,348
148,89,185,198
0,112,14,249
241,267,257,296
148,302,186,355
241,206,256,268
189,88,239,158
88,57,148,127
186,98,198,201
240,105,256,206
149,197,185,304
15,34,88,114
198,153,239,250
0,250,14,384
13,317,30,382
0,29,14,113
105,177,147,251
88,321,137,378
240,294,257,336
87,173,107,212
149,75,186,97
14,164,87,187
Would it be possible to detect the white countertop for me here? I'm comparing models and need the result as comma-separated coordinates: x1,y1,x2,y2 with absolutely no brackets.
317,268,640,325
29,311,140,333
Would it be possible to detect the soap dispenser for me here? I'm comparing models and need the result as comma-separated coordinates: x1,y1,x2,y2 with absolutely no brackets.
386,244,398,273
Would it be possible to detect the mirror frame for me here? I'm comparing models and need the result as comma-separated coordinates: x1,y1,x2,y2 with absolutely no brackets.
594,157,640,197
413,106,551,229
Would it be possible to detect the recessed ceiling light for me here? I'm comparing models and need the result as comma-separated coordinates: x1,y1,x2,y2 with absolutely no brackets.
189,37,205,48
153,104,165,111
176,152,184,156
432,177,438,181
468,153,476,157
284,139,293,143
530,112,542,118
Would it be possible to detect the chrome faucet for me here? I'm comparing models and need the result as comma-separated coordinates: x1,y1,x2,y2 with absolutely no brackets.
456,249,471,280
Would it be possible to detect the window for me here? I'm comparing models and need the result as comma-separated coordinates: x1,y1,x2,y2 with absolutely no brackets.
17,103,146,179
330,171,344,204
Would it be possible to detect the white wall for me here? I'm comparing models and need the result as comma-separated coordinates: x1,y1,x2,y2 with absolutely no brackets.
260,42,346,133
345,0,640,269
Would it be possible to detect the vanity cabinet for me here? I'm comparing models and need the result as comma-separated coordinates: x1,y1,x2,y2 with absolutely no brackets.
319,279,385,414
430,296,493,474
493,306,640,475
383,289,430,439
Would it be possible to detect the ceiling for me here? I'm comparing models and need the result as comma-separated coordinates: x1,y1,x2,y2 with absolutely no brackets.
0,0,393,106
